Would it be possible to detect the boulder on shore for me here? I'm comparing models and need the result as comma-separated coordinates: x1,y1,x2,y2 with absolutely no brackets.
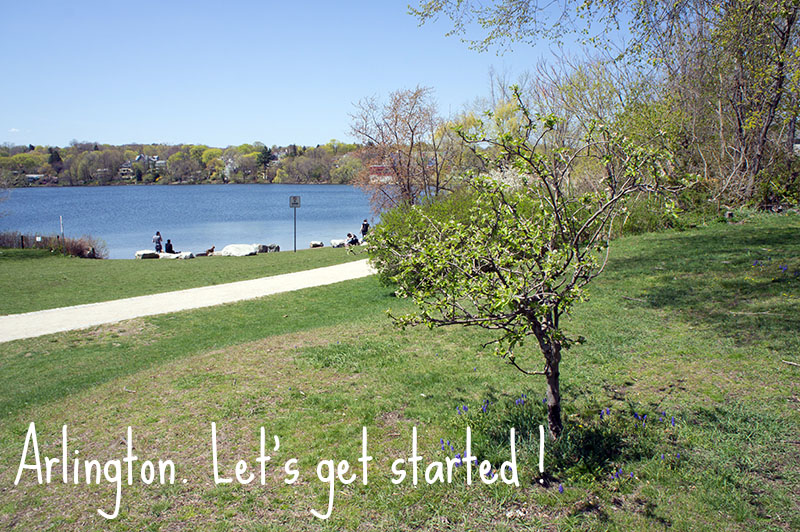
330,239,345,248
135,250,159,259
256,244,281,253
158,252,195,259
218,244,259,257
309,241,323,248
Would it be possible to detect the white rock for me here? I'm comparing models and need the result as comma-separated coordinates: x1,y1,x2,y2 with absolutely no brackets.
218,244,259,257
330,239,345,248
135,250,159,259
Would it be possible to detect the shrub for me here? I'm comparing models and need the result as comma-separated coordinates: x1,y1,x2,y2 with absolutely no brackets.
0,231,107,258
365,187,475,286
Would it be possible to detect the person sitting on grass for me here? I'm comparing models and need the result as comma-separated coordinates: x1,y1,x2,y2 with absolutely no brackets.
345,233,360,247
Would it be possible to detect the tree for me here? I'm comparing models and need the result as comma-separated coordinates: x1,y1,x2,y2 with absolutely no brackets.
256,146,277,179
330,155,363,184
367,90,675,439
47,148,63,174
350,86,463,211
413,0,800,205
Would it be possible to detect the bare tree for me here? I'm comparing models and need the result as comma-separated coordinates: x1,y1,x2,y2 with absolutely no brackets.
350,86,464,212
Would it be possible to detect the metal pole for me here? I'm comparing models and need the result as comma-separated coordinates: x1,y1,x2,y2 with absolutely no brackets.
293,208,297,252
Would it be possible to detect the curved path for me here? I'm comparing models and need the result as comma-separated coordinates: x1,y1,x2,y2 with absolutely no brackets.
0,259,375,344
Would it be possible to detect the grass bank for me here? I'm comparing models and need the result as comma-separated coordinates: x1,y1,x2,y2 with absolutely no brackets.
0,213,797,531
0,247,364,315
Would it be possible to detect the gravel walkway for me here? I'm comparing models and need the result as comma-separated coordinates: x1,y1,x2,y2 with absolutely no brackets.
0,259,375,343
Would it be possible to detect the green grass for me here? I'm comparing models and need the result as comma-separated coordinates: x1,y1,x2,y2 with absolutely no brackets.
0,213,798,531
0,246,364,315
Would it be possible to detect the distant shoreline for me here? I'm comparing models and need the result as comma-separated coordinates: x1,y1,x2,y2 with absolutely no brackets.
8,181,353,189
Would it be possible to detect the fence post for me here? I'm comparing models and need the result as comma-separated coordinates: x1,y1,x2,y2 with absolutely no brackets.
20,235,24,249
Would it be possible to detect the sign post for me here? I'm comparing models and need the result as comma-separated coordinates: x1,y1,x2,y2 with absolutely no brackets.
289,196,301,252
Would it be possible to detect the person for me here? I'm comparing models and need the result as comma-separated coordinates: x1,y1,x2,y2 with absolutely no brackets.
360,219,370,241
164,239,177,254
345,232,360,247
153,231,163,253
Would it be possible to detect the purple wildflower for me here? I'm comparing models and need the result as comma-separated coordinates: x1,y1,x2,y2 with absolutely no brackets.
558,484,564,494
463,405,468,413
671,416,676,426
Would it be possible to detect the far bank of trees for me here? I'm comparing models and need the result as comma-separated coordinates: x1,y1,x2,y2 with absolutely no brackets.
0,139,362,187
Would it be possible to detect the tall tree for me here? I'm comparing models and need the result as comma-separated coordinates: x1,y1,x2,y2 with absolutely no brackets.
413,0,800,204
350,86,463,211
256,146,276,179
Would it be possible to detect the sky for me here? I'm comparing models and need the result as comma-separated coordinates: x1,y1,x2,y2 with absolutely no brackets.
0,0,569,148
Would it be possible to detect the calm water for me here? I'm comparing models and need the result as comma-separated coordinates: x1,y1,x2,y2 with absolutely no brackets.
0,184,374,259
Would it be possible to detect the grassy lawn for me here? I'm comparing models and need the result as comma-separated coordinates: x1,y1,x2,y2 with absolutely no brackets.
0,213,798,531
0,247,364,315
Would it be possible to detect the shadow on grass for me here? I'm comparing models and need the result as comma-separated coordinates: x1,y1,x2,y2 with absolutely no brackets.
459,391,664,484
607,218,800,353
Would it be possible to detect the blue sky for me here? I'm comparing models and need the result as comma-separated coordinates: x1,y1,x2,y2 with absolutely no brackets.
1,0,566,148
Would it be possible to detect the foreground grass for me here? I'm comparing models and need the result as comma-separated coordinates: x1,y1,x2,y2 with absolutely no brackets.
0,246,364,315
0,213,798,531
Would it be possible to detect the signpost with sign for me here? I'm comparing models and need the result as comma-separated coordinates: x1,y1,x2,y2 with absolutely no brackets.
289,196,300,252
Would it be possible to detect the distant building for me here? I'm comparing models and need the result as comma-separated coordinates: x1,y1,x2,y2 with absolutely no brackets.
119,160,134,179
134,154,159,171
368,164,393,184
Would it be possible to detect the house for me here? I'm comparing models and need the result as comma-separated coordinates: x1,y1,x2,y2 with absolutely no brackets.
119,160,134,179
368,164,393,184
134,154,158,171
25,174,44,184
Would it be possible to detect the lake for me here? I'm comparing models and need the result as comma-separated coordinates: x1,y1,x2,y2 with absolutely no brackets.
0,184,374,259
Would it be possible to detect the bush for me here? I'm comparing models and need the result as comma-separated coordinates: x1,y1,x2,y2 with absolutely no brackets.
0,231,107,258
365,188,475,286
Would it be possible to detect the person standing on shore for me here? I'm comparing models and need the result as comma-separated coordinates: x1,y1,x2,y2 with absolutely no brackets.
153,231,163,253
360,219,370,241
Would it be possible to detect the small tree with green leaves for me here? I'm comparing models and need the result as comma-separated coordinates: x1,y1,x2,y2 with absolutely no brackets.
367,89,678,439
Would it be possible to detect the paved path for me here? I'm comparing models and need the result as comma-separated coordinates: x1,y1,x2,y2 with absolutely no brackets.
0,259,375,344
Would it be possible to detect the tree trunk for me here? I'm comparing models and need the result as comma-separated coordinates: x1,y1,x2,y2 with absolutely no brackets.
544,342,563,440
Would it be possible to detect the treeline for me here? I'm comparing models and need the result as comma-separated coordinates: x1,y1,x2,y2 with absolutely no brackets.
406,0,800,212
0,139,362,187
